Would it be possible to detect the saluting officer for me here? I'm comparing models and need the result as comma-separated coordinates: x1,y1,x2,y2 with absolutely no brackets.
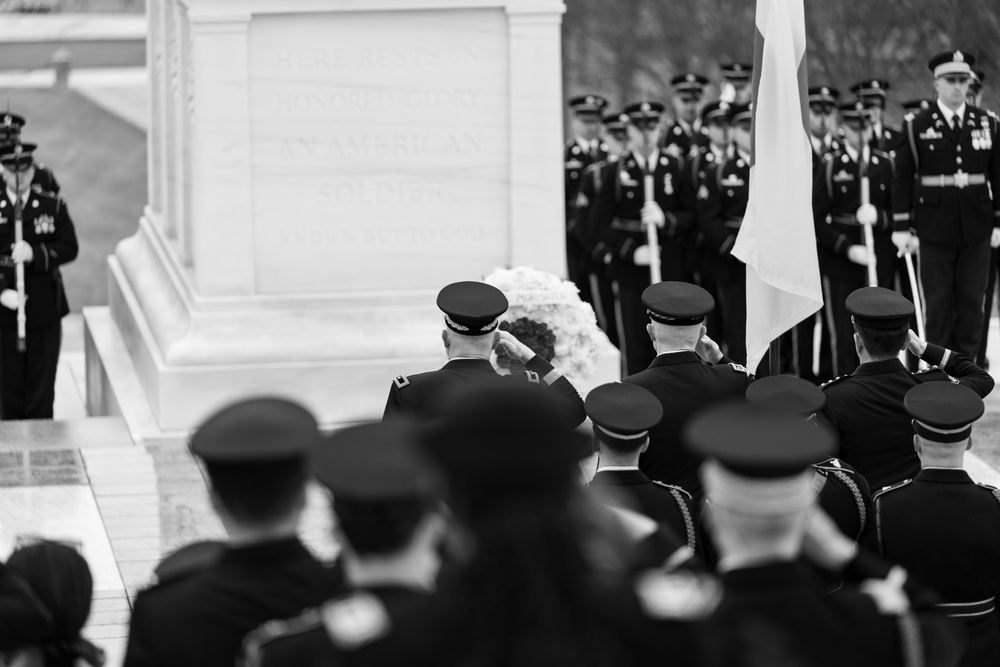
850,79,901,157
622,281,750,501
0,113,59,194
745,376,872,544
585,382,704,561
589,101,695,374
0,142,78,420
813,102,896,377
573,110,630,347
686,402,964,667
872,382,1000,667
242,421,444,667
382,281,585,425
695,102,752,366
892,50,1000,361
718,62,753,105
565,95,609,308
662,73,711,157
124,398,342,667
818,287,994,491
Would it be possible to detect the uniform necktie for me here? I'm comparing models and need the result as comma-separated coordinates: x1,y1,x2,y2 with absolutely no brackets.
952,115,961,133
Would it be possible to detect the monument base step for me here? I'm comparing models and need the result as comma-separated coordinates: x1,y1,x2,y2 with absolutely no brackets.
0,415,133,451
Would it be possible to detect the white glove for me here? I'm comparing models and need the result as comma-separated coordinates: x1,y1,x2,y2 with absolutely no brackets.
641,201,666,229
847,245,871,266
633,245,651,266
855,203,878,227
0,289,24,311
10,241,32,264
891,231,914,257
991,228,1000,249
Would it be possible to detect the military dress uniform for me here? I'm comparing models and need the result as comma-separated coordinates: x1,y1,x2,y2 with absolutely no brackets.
695,105,751,364
590,103,695,374
0,114,59,194
813,134,896,377
893,51,1000,359
872,383,1000,667
622,282,751,500
0,144,77,419
565,95,609,308
661,73,711,158
382,281,585,425
818,288,994,490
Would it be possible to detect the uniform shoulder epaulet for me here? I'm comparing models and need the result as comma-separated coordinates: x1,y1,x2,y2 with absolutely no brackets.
321,591,392,651
651,480,692,499
820,374,851,389
243,606,324,659
872,478,913,501
727,362,748,374
634,570,721,621
147,540,225,589
913,364,942,375
392,374,410,389
976,482,1000,506
813,457,847,472
523,370,541,384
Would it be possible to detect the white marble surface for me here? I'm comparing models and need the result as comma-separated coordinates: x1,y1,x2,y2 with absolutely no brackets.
0,486,124,593
0,13,147,42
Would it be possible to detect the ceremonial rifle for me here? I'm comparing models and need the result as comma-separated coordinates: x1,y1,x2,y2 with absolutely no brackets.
12,146,26,352
644,174,662,284
859,111,878,287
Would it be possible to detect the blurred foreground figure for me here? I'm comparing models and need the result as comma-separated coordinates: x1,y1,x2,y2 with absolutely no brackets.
0,560,54,667
382,281,584,425
243,420,444,666
6,540,105,666
124,398,341,667
687,401,965,667
873,383,1000,667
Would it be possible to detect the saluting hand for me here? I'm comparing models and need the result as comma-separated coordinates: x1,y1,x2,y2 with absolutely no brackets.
495,330,537,363
695,334,723,364
904,330,927,357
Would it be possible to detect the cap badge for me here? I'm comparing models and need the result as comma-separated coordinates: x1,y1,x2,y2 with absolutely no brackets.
640,102,651,112
821,87,829,95
954,51,964,62
1,115,10,127
585,95,595,104
686,73,696,82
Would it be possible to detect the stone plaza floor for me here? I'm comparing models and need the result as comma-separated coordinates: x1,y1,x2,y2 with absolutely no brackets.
2,314,1000,666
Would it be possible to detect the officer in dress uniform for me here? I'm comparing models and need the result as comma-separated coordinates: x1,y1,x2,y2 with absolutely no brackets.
793,86,842,383
0,142,78,420
242,420,444,667
745,375,872,544
381,281,585,425
975,71,1000,369
573,110,630,348
892,50,1000,361
818,287,994,491
662,74,711,157
718,62,753,105
871,382,1000,667
622,281,750,501
589,101,695,374
686,100,733,344
584,382,705,562
0,113,59,194
695,102,752,366
850,79,901,156
685,401,964,667
123,398,342,667
565,95,609,309
813,102,896,377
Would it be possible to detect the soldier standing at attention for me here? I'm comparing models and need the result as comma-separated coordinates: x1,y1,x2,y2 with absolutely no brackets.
974,70,1000,369
662,74,710,157
573,110,630,347
0,142,78,420
695,103,752,366
871,382,1000,667
564,95,608,309
382,281,585,425
589,101,695,374
0,112,60,194
850,79,901,157
718,62,753,105
812,102,895,377
818,287,993,491
892,50,1000,361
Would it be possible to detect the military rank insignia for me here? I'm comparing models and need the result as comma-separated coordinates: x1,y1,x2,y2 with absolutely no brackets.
34,214,55,234
663,173,674,195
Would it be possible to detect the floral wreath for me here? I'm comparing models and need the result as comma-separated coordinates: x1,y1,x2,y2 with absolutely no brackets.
484,266,603,382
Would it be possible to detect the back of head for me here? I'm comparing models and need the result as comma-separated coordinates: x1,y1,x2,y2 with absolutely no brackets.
0,561,53,653
846,287,913,360
6,542,93,665
191,397,321,527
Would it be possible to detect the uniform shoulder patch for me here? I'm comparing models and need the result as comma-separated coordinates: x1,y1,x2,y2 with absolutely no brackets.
976,482,1000,506
728,362,748,374
393,374,410,389
820,374,851,389
872,478,912,501
634,570,721,621
322,592,392,651
651,480,692,499
524,370,540,384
